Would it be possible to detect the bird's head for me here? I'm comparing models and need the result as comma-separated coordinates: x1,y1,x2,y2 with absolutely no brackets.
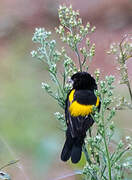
71,72,97,90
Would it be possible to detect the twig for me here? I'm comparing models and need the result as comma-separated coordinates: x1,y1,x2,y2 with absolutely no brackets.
75,45,82,72
101,95,112,180
0,160,19,171
82,56,87,66
127,81,132,104
82,144,92,165
119,35,132,105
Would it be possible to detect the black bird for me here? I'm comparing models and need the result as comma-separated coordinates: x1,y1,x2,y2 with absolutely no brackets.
61,72,100,163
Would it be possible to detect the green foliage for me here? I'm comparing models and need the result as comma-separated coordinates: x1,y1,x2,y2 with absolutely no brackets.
83,74,132,179
108,35,132,109
56,5,95,72
31,27,77,109
31,4,132,180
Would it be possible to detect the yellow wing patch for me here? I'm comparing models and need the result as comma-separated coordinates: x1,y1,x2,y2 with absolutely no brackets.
69,96,100,117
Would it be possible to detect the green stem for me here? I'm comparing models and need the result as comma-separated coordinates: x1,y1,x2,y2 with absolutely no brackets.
103,135,112,180
89,128,95,160
42,42,64,97
89,128,92,137
62,72,66,89
127,81,132,104
101,165,107,179
83,145,99,180
102,99,112,180
82,144,92,165
75,46,82,72
82,56,87,66
0,160,19,171
119,36,132,105
111,146,130,167
55,75,64,96
68,26,82,72
50,71,65,98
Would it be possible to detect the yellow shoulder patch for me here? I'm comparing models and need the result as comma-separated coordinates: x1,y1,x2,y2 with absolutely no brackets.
69,96,100,117
69,89,75,103
96,96,100,107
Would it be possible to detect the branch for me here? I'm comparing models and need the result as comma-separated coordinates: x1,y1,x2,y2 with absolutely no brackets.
75,45,82,72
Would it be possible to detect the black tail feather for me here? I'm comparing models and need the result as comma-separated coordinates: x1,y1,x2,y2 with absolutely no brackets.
61,128,74,162
61,116,94,163
61,140,72,161
61,130,85,163
71,134,85,163
71,144,82,163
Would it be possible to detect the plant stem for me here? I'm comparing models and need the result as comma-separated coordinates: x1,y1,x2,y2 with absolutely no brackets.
89,128,95,160
101,165,107,179
75,46,82,72
83,145,99,180
119,36,132,105
82,56,87,66
102,98,112,180
111,146,130,167
51,72,65,97
0,160,19,171
126,81,132,104
103,134,112,180
89,128,92,137
82,144,92,165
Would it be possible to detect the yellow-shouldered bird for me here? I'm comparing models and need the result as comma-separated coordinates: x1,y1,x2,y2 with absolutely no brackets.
61,72,100,163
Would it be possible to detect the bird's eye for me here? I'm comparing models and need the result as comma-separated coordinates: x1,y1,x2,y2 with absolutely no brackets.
67,78,73,85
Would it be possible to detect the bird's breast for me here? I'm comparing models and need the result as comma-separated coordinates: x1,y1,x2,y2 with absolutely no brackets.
69,96,100,117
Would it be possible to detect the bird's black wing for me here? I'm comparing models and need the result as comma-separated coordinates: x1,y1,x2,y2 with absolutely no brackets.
65,89,99,138
62,89,100,163
65,89,75,137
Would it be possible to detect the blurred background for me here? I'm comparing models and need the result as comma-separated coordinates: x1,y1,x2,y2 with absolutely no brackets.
0,0,132,179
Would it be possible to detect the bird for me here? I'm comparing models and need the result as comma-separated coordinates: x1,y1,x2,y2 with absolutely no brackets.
61,72,101,164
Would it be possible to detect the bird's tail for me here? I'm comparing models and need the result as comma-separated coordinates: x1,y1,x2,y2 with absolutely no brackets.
70,140,83,163
61,116,94,163
61,129,85,163
61,131,73,162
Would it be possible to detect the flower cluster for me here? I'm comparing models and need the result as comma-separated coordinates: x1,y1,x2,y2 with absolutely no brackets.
31,28,77,110
108,35,132,109
56,5,96,72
